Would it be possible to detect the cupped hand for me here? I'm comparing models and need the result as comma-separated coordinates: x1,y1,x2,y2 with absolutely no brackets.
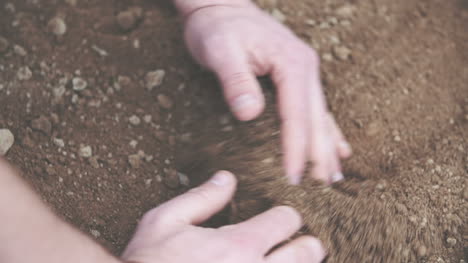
182,0,352,184
121,171,326,263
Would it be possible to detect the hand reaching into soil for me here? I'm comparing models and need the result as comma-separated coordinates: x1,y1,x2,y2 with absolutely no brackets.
174,0,352,184
122,171,326,263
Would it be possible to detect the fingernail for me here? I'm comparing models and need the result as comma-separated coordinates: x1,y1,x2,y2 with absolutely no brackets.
288,175,302,185
231,94,258,111
339,141,352,152
210,171,231,186
331,172,345,183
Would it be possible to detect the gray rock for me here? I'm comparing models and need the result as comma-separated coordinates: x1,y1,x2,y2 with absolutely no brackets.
0,129,14,156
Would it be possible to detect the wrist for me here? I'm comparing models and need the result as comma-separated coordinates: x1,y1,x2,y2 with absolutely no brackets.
173,0,252,17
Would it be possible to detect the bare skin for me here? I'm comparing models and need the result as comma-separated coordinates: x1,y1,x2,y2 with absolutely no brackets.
176,0,352,184
0,0,346,262
0,160,325,263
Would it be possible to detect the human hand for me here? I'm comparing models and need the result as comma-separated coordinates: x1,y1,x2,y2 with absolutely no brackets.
179,0,352,184
121,171,326,263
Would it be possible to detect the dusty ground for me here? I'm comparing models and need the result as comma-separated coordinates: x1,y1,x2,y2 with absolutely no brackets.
0,0,466,262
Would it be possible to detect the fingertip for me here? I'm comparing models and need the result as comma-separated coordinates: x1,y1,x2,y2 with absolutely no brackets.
210,170,237,187
299,236,327,262
230,93,265,121
337,141,353,159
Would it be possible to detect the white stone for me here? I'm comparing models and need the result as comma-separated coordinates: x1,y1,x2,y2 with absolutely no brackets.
0,129,14,156
79,145,92,158
145,70,165,90
72,77,87,91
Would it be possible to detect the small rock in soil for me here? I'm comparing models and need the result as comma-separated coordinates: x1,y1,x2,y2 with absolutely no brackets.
145,70,165,90
416,245,427,257
446,237,457,247
128,154,141,169
322,53,333,62
47,17,67,36
336,4,356,18
72,77,87,91
31,116,52,135
89,156,100,169
178,172,190,187
0,129,14,156
164,169,180,189
79,145,92,158
13,45,27,56
333,46,352,61
90,229,101,238
157,94,173,109
116,7,143,31
53,138,65,148
0,36,9,53
17,67,32,80
271,9,286,23
129,115,141,126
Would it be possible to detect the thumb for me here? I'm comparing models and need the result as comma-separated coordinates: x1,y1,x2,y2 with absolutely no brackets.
149,171,237,228
211,49,265,121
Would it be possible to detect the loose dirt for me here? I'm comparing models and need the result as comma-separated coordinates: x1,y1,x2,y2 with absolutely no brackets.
0,0,466,262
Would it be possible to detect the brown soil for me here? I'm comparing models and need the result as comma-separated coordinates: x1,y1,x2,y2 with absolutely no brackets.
0,0,467,262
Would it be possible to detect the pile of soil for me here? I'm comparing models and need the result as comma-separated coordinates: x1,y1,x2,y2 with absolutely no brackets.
0,0,466,262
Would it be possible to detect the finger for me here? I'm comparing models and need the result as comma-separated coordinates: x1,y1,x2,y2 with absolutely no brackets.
302,55,338,184
209,45,265,121
327,114,352,159
271,58,310,184
233,206,302,253
149,171,237,230
266,236,327,263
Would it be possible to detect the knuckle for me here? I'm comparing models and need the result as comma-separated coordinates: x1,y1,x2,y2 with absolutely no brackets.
223,72,254,90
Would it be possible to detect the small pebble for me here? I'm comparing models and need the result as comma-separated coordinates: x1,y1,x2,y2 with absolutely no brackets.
72,77,87,91
116,7,143,31
446,237,457,247
31,116,52,135
79,145,92,158
53,138,65,148
13,45,27,56
178,172,190,187
322,53,333,62
333,46,351,61
145,70,165,90
271,9,286,23
336,4,356,18
88,156,100,169
0,36,9,53
90,229,101,238
416,245,427,257
129,115,141,126
128,154,141,168
0,129,14,156
157,94,173,109
17,67,32,80
164,169,180,189
47,17,67,36
143,115,152,123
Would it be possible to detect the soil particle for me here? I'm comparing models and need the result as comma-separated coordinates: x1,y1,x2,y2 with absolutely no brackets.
47,17,67,36
90,229,101,238
0,129,14,156
157,94,173,110
128,154,141,169
446,237,457,247
53,138,65,148
335,4,356,18
0,36,9,53
31,116,52,135
164,169,180,189
116,7,143,32
333,46,351,61
417,245,428,257
89,156,100,169
72,77,87,91
78,145,92,158
145,70,165,90
129,115,141,126
13,45,27,56
17,67,32,81
178,172,190,187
